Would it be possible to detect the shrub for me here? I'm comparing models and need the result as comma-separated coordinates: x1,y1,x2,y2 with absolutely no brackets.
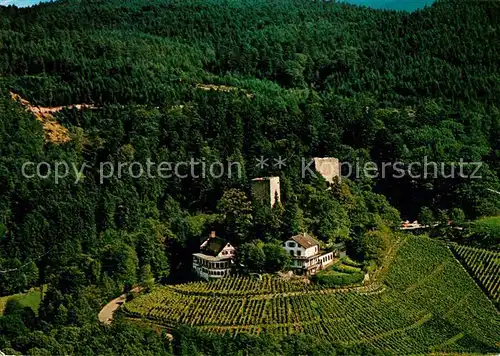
311,270,364,287
363,260,377,274
331,263,362,274
342,256,363,268
468,217,500,250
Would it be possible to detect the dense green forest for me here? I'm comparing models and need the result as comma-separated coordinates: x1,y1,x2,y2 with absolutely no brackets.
1,0,499,354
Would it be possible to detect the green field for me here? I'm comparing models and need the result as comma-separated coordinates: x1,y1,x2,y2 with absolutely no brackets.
451,243,500,306
0,288,42,315
125,236,500,354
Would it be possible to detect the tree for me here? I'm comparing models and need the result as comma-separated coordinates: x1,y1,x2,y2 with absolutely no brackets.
0,222,5,239
24,262,39,288
217,189,253,245
360,227,393,265
418,207,434,226
282,200,304,238
468,217,500,250
450,208,465,225
139,264,154,290
262,242,290,273
300,184,350,243
237,242,265,272
101,243,138,289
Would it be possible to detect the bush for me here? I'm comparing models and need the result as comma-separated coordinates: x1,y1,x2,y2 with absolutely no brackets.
468,217,500,250
363,260,378,274
262,242,291,273
331,264,362,274
311,270,364,287
342,256,363,268
312,258,366,287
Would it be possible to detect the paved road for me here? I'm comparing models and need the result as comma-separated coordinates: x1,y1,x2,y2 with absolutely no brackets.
98,287,142,325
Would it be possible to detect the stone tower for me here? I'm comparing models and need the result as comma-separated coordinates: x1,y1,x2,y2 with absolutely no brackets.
251,177,281,207
313,157,341,184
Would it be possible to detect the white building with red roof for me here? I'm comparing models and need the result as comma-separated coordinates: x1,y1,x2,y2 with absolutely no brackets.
283,233,336,275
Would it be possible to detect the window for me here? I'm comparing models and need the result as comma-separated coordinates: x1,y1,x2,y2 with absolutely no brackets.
288,242,296,248
297,250,301,257
290,250,295,256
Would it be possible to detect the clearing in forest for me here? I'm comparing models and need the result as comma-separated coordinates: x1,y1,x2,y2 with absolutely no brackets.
10,92,95,144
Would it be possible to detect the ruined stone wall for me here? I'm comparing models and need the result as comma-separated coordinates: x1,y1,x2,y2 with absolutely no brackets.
251,177,280,207
313,157,341,184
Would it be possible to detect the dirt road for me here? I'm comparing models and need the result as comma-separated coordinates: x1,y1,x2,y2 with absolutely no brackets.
98,287,142,325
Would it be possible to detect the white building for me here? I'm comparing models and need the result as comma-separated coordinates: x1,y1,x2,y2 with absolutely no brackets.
192,231,236,280
283,233,335,275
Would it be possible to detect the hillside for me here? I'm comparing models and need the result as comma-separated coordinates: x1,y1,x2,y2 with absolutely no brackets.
1,0,500,354
124,236,500,354
451,244,500,307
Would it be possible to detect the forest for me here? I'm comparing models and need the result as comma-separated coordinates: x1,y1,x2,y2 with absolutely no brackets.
0,0,499,354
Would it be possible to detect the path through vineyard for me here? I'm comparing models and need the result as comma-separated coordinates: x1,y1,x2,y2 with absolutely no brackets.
98,286,142,325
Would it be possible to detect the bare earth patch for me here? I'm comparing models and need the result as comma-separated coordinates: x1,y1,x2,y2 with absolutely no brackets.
10,92,95,145
196,83,254,98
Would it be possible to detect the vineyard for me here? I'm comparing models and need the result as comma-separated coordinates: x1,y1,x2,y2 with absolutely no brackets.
124,237,500,354
451,243,500,306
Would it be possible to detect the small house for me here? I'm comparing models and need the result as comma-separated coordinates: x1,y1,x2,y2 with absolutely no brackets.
192,231,236,280
283,233,335,275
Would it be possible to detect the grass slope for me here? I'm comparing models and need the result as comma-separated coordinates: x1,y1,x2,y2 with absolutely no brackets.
125,236,500,354
0,287,42,315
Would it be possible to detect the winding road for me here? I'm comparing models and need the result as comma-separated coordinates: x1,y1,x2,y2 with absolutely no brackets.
98,287,142,325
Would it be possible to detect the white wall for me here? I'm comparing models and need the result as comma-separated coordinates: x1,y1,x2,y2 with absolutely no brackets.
313,157,341,184
304,246,318,257
192,255,232,280
193,266,230,280
283,240,304,257
286,250,335,271
283,240,319,257
217,243,236,258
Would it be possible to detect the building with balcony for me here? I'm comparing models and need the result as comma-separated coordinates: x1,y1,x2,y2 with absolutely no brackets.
283,233,335,275
192,231,236,280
